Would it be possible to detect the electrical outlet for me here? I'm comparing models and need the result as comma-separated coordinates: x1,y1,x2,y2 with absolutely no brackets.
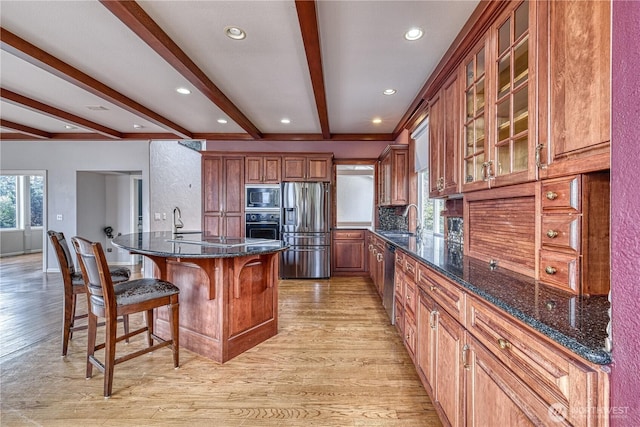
162,212,167,220
56,214,63,221
106,248,112,252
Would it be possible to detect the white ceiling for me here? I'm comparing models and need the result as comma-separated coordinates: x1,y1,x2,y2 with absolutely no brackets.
0,0,479,141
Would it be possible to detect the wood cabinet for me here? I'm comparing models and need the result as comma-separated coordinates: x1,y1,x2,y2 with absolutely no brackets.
331,229,366,275
378,145,409,206
429,73,460,198
245,155,281,184
202,155,244,238
282,154,332,182
539,171,610,295
457,0,537,192
367,232,385,297
387,244,610,427
537,0,611,178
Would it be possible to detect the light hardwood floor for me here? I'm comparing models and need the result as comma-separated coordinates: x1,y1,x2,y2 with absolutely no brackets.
0,253,441,426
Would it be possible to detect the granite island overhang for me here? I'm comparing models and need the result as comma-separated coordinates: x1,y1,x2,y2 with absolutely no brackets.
112,232,289,363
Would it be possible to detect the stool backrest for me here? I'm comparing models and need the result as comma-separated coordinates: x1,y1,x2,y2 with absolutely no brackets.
71,236,116,316
47,230,77,285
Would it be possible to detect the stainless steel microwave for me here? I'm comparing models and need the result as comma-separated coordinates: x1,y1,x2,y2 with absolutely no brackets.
245,184,281,210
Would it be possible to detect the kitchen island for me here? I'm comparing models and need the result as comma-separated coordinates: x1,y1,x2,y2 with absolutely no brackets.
112,232,288,363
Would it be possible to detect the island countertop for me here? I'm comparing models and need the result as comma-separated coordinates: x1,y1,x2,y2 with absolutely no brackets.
112,231,288,258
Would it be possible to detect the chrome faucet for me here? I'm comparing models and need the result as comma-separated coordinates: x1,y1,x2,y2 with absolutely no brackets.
172,206,184,234
402,203,422,240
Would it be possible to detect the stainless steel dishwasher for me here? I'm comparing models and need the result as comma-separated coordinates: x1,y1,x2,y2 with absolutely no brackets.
382,242,396,324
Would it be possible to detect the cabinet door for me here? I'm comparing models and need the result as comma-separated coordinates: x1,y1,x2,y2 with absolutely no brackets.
223,157,244,215
379,154,392,205
307,156,332,181
391,148,409,204
428,94,443,198
282,156,306,181
263,156,282,183
332,239,366,273
434,308,465,427
245,156,263,184
442,74,460,196
462,40,489,192
202,156,223,213
466,335,550,426
417,289,437,397
491,0,536,188
540,0,611,177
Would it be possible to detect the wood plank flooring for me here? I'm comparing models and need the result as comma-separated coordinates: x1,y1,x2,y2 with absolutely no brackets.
0,253,441,426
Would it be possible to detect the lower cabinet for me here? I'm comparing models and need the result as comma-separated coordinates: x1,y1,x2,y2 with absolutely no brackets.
332,230,366,275
393,247,610,427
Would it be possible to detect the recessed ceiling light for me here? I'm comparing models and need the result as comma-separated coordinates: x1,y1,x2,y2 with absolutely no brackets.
133,124,144,129
64,125,76,129
176,87,191,95
281,118,291,124
372,118,382,124
217,118,228,124
383,89,397,96
225,26,246,40
404,27,424,41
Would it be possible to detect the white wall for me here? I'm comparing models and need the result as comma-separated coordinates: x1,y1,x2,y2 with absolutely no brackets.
0,140,151,272
149,141,202,232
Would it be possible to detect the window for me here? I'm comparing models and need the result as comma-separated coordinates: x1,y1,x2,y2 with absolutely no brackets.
413,117,444,236
0,175,44,229
336,164,375,228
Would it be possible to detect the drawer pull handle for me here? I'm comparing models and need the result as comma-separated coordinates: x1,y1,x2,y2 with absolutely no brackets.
546,230,558,238
546,191,558,200
545,266,557,275
497,338,512,350
462,344,471,369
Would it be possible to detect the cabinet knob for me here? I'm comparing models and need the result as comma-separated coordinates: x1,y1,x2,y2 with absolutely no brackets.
430,285,436,292
497,338,512,350
546,230,558,238
545,266,557,275
546,191,558,200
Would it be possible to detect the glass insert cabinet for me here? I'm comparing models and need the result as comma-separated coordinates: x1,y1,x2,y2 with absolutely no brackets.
461,0,537,192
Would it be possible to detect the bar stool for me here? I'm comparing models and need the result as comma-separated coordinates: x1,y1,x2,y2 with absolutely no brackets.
47,230,130,356
71,236,180,397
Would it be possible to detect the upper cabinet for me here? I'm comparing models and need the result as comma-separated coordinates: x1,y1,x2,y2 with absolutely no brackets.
537,0,611,178
202,155,244,238
282,154,333,182
429,73,461,198
245,155,281,184
378,145,409,206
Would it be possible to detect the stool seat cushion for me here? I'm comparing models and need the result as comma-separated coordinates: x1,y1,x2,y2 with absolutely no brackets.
90,278,179,307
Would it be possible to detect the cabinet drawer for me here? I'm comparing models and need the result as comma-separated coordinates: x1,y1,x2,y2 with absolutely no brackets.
333,230,364,240
467,297,604,427
404,254,417,281
417,264,466,325
541,176,581,213
539,250,580,293
541,215,581,252
395,251,404,269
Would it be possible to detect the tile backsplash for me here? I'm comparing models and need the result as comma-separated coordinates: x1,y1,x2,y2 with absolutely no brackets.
447,217,463,245
378,207,408,231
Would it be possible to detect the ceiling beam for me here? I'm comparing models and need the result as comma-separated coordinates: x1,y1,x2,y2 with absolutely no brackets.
295,0,331,140
0,119,51,139
0,27,192,139
99,0,262,140
1,88,122,139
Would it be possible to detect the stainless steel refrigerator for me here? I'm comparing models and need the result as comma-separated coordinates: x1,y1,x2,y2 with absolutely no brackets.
281,182,330,278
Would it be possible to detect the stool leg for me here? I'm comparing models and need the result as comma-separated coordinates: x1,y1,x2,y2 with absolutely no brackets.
86,311,98,379
145,309,154,347
169,297,179,368
123,314,130,343
62,291,74,356
104,316,117,398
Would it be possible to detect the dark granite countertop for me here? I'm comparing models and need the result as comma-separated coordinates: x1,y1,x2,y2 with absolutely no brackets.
374,230,611,365
112,231,288,259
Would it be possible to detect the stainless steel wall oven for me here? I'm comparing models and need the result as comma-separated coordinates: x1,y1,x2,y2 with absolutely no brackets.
245,212,280,240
